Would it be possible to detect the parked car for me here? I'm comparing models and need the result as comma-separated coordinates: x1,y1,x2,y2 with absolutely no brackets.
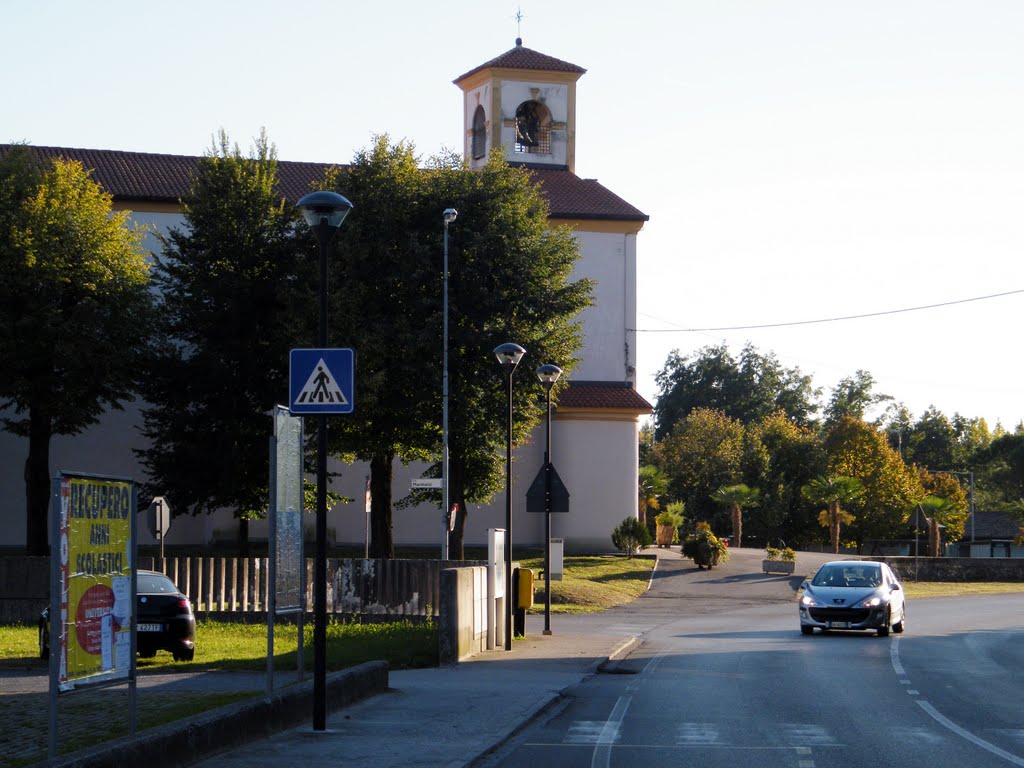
798,560,906,637
40,569,196,661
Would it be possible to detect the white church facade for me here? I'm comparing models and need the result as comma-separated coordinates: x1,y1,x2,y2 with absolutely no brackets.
0,41,650,554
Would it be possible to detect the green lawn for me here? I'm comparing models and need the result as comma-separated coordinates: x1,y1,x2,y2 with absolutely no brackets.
520,554,654,613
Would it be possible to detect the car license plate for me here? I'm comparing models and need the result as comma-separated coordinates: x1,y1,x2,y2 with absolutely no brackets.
828,621,850,629
138,623,163,632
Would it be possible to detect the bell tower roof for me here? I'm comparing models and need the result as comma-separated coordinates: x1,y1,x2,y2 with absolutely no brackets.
453,39,586,86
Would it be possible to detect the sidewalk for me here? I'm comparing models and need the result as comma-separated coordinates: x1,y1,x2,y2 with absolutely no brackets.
189,594,649,768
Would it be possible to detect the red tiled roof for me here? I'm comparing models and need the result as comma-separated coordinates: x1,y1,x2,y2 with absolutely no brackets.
454,41,586,84
0,144,647,222
557,381,653,412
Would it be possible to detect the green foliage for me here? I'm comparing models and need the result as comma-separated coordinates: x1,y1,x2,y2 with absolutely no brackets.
650,408,745,522
0,147,155,553
611,516,652,557
138,130,304,522
682,521,729,566
802,473,864,553
653,342,819,439
779,546,797,562
823,370,892,426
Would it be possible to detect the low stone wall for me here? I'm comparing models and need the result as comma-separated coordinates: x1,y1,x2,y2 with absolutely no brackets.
0,556,48,623
870,556,1024,582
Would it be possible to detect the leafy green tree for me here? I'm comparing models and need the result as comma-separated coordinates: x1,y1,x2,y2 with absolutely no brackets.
711,483,759,548
638,464,669,525
917,468,969,541
744,411,827,546
823,370,892,426
973,433,1024,509
824,417,923,545
326,136,435,558
138,131,307,549
653,343,819,439
904,406,959,470
412,151,592,558
650,408,744,525
802,474,864,554
0,147,154,554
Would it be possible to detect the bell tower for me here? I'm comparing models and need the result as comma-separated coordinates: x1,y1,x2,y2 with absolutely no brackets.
454,39,586,173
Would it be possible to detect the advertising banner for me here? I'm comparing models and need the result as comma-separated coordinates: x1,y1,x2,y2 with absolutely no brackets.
54,472,135,691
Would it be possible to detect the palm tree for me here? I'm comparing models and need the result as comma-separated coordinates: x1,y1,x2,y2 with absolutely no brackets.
638,465,669,525
711,484,760,548
802,475,864,554
911,495,956,556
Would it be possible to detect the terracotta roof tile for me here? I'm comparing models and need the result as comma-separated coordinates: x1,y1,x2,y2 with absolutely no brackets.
1,144,646,222
557,381,653,412
455,41,586,84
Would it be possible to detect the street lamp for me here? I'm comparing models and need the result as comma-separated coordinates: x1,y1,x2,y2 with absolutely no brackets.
494,342,526,651
442,208,457,560
296,190,352,732
536,363,561,636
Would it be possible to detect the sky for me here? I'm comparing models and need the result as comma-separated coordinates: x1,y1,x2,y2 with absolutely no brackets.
5,1,1023,430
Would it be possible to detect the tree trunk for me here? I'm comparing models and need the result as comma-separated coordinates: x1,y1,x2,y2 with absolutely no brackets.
369,453,394,558
731,504,742,549
447,460,466,560
25,402,52,555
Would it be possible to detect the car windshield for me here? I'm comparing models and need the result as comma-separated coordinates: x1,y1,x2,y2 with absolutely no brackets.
137,572,177,594
811,564,881,588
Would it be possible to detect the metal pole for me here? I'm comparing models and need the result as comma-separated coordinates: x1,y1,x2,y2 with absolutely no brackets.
543,385,552,635
442,217,450,561
505,368,514,651
313,223,329,732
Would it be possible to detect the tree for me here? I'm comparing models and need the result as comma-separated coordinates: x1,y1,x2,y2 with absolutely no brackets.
138,131,307,550
802,475,864,554
326,136,435,558
653,343,819,439
428,152,592,558
638,464,669,525
611,516,651,558
0,147,154,554
823,370,892,426
711,483,759,548
917,468,969,542
824,417,923,545
650,408,744,525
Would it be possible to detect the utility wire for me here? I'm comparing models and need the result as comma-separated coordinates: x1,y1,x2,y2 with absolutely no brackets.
631,288,1024,333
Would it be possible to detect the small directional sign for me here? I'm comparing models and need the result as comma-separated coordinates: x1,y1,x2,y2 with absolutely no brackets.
289,348,354,414
411,478,443,490
526,463,570,513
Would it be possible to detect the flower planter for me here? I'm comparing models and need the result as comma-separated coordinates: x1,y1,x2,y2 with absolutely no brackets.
655,524,675,547
762,559,795,575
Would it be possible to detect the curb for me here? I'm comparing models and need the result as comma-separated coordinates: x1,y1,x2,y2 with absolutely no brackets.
42,661,389,768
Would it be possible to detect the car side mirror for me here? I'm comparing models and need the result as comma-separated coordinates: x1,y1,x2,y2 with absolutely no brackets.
891,584,901,591
800,581,809,590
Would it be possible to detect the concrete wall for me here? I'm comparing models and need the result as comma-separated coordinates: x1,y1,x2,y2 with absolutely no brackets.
439,565,488,664
870,556,1024,582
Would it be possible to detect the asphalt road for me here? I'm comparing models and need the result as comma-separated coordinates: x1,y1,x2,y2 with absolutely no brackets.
480,550,1024,768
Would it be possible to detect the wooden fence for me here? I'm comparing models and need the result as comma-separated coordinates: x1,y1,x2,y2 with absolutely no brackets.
141,556,486,619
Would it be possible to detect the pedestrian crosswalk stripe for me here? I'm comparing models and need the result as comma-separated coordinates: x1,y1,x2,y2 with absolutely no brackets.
295,358,348,405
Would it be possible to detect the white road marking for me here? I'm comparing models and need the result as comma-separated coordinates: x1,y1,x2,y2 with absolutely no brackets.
591,696,631,768
676,723,722,745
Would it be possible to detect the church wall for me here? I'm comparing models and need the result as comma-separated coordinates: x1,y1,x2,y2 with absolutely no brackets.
498,79,570,168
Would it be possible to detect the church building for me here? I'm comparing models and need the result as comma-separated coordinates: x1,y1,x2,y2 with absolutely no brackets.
0,40,650,553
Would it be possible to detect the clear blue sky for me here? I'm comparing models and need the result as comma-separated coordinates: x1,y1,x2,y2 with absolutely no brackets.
5,1,1023,429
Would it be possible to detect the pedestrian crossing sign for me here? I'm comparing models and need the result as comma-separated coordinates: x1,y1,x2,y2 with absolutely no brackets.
289,348,355,414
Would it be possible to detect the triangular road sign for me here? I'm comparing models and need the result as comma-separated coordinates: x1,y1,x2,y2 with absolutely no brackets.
295,358,348,406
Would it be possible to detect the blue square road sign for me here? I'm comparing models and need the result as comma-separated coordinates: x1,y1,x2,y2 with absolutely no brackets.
289,348,354,414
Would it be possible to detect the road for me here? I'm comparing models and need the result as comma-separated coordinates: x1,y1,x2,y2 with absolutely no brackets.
479,549,1024,768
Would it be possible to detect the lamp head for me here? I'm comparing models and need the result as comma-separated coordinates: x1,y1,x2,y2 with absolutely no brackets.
536,363,562,390
493,343,526,376
297,190,353,231
443,208,458,224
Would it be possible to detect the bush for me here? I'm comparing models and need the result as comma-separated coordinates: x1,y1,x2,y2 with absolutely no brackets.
612,517,652,558
682,521,729,568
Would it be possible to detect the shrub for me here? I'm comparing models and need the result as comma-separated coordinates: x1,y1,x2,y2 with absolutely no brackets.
612,517,652,558
780,547,797,562
682,521,729,567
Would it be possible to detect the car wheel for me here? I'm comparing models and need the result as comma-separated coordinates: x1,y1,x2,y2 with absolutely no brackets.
893,606,906,634
877,608,891,637
173,648,195,662
39,626,49,660
801,625,814,636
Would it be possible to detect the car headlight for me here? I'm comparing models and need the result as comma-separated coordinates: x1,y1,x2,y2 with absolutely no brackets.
801,593,816,607
856,595,883,608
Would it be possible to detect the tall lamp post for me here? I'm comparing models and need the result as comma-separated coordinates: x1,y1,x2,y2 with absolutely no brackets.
536,363,561,636
494,342,525,651
441,208,457,560
296,190,352,732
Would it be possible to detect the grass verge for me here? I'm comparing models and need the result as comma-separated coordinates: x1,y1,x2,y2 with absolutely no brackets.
520,554,654,614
